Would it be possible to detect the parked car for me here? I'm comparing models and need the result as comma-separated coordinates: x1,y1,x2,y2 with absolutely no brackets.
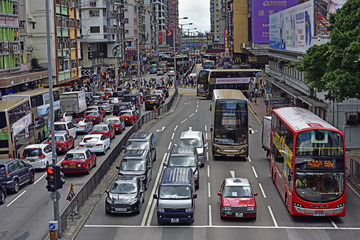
105,176,144,214
91,123,115,139
54,121,77,139
105,117,125,134
61,149,96,175
77,134,110,155
178,130,207,167
75,118,93,134
84,111,104,124
45,133,74,154
126,132,156,162
218,178,257,219
0,184,6,204
117,149,152,190
119,110,139,126
22,144,54,169
0,159,35,193
165,146,199,189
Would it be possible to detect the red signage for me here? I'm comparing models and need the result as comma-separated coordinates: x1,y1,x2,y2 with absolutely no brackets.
166,29,173,37
159,32,163,42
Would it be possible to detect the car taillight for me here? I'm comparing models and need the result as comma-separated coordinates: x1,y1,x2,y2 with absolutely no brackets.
79,144,84,147
96,144,102,146
39,154,45,158
58,144,65,147
21,154,25,159
82,164,86,168
66,130,69,134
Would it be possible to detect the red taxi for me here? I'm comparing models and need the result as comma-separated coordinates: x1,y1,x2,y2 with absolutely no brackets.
61,149,96,175
86,106,106,115
45,133,74,153
105,117,125,134
84,111,104,124
119,110,139,126
90,123,115,139
218,178,257,220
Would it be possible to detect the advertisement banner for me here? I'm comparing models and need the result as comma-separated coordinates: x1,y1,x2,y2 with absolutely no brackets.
216,77,252,84
107,43,122,58
285,1,314,53
159,32,163,42
252,0,298,43
269,11,286,49
13,113,32,136
314,0,347,36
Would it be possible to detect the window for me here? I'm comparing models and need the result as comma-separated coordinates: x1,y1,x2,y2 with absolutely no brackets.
90,26,100,33
19,21,25,29
89,10,99,17
124,18,129,24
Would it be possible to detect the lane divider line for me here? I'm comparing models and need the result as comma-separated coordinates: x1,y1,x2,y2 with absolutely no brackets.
189,113,195,118
230,171,235,178
171,132,174,140
205,125,207,131
248,156,252,163
205,132,208,140
206,152,209,162
258,183,267,198
252,166,258,178
268,206,278,227
180,119,187,124
208,205,212,226
207,165,210,178
146,201,157,227
6,190,26,207
174,125,178,131
195,109,198,112
168,142,172,150
208,182,211,198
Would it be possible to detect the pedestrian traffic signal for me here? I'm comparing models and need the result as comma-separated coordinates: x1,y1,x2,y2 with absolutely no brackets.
46,167,56,192
55,166,65,190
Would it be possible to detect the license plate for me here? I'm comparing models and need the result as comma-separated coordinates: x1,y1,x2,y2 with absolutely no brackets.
89,117,93,120
115,208,127,212
150,101,153,104
30,160,35,163
70,163,76,168
227,154,235,157
235,213,243,217
86,146,93,148
313,210,325,216
171,218,179,223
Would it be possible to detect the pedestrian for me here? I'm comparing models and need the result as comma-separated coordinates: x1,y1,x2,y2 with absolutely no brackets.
254,88,258,98
260,87,265,97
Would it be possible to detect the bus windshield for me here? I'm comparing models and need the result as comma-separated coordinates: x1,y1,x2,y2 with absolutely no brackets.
214,100,248,145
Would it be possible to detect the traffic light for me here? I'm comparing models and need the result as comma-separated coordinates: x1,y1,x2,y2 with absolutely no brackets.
55,166,65,190
46,167,56,192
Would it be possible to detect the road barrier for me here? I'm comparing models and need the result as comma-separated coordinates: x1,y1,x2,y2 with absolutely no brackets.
59,89,178,235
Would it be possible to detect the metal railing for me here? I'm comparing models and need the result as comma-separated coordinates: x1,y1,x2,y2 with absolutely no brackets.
59,89,178,235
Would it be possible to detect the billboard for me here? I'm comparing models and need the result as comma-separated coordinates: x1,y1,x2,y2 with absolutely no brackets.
252,0,298,43
269,11,286,49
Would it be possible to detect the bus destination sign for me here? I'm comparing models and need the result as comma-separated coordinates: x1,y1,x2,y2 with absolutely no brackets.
306,160,336,169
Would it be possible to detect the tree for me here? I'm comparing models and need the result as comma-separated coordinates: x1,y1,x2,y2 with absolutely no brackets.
300,0,360,102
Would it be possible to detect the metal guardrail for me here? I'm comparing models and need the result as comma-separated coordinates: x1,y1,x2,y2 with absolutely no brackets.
59,89,178,235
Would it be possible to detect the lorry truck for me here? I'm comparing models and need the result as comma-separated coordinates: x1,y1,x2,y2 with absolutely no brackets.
60,91,87,114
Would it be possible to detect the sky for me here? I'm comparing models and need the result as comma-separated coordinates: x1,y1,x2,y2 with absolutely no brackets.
179,0,210,34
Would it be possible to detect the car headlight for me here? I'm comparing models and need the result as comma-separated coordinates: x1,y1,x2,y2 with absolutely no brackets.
222,206,231,211
214,146,222,152
157,207,165,212
130,198,138,205
185,208,193,212
247,206,256,211
106,197,113,204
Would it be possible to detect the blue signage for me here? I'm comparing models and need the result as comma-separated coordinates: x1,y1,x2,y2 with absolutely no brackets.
49,223,56,230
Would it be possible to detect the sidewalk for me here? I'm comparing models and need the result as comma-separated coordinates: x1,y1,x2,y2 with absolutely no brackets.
248,96,268,124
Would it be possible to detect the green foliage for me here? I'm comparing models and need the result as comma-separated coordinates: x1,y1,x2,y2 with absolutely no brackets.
300,0,360,101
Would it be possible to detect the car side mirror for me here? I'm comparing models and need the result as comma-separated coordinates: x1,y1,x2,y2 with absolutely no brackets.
105,190,109,195
254,192,258,196
116,166,120,170
153,194,158,199
204,143,208,148
163,162,167,167
217,192,222,196
148,165,151,169
193,193,197,199
140,189,144,193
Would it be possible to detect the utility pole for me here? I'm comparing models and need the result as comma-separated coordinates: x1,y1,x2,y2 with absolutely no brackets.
136,3,142,128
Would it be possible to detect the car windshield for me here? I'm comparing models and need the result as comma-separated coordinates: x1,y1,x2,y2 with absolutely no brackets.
169,156,196,167
223,186,253,198
86,112,98,116
23,148,42,157
65,153,85,160
83,137,99,143
179,138,202,148
159,186,191,199
54,124,66,131
146,95,158,101
110,182,137,194
107,119,120,123
120,111,131,116
93,126,108,131
121,159,145,171
54,136,65,141
126,142,149,150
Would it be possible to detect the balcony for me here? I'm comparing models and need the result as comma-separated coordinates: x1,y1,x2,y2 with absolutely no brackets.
61,7,68,15
58,70,71,82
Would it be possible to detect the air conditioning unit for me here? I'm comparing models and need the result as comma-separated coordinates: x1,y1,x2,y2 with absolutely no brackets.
13,45,18,51
4,42,9,49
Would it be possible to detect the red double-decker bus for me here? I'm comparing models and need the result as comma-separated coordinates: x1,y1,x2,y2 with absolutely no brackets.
269,107,346,216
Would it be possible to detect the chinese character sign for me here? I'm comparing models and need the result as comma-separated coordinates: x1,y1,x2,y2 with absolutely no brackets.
252,0,298,43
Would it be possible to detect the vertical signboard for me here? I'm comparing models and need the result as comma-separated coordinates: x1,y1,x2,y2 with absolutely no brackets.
159,32,163,42
252,0,298,43
269,11,286,49
224,30,229,53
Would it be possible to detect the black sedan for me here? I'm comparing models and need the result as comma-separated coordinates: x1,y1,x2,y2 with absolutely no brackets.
105,176,144,214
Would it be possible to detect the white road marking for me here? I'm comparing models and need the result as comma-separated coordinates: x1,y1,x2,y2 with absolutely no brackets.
181,119,187,124
6,190,26,207
205,125,207,131
146,201,157,226
174,125,178,131
168,142,172,150
34,173,46,184
206,152,209,162
331,220,338,229
252,166,258,178
248,156,252,163
141,153,167,226
171,132,174,140
156,127,165,132
189,127,192,131
189,113,195,118
195,109,198,112
207,165,210,178
84,225,351,230
208,205,212,226
205,132,208,140
230,171,235,178
258,183,267,198
208,182,211,198
268,206,278,227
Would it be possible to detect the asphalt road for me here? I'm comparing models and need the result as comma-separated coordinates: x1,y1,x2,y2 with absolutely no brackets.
0,73,174,240
74,75,360,239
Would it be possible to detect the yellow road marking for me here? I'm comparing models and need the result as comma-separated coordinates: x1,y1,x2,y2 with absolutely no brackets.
347,182,360,198
249,105,263,127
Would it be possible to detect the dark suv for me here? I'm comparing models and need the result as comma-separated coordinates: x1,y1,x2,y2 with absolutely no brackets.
0,159,35,193
126,132,156,162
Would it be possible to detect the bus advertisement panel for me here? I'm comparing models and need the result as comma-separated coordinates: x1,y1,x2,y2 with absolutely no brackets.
269,107,346,216
196,69,262,99
211,89,249,158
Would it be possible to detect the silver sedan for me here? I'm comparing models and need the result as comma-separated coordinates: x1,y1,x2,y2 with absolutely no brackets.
75,119,93,134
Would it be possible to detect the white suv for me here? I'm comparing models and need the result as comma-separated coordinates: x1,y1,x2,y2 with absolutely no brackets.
54,121,77,139
22,144,54,169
